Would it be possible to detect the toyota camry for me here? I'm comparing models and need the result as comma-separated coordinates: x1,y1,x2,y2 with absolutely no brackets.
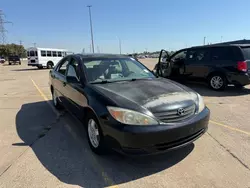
49,54,210,155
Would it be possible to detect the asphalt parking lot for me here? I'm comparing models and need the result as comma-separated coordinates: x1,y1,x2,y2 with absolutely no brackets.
0,59,250,188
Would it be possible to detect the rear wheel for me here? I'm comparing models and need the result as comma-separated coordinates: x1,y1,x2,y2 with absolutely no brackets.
19,61,21,65
37,65,43,69
208,73,227,91
9,62,11,65
47,62,54,69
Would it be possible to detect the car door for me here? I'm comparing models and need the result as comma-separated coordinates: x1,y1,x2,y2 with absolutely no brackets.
185,48,211,80
168,49,187,77
52,57,70,106
156,49,171,77
210,47,235,73
64,57,88,118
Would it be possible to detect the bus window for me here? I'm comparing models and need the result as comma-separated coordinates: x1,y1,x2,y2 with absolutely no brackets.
35,51,38,56
58,51,62,57
29,51,35,56
47,51,52,57
41,51,46,57
27,51,30,57
52,51,57,57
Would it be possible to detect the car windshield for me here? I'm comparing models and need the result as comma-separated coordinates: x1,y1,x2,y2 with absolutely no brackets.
83,57,156,83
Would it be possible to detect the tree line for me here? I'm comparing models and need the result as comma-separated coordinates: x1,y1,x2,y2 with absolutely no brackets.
0,43,27,58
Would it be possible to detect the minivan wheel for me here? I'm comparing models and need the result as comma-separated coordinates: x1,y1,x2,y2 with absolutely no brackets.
208,74,227,91
85,113,106,155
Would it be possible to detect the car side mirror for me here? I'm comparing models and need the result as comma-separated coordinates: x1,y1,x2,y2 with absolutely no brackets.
66,76,79,83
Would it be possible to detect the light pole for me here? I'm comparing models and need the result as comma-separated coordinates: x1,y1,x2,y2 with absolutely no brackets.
87,5,95,53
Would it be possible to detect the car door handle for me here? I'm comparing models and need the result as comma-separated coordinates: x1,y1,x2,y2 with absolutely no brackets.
63,82,66,87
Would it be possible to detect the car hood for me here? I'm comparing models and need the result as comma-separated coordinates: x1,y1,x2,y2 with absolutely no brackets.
92,78,197,113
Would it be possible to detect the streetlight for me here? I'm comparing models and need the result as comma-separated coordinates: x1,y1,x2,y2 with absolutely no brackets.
116,36,121,54
87,5,94,53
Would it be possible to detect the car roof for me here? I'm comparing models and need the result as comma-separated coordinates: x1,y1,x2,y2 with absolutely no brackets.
188,44,250,50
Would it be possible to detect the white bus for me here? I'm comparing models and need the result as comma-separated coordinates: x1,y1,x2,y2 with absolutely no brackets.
27,47,69,69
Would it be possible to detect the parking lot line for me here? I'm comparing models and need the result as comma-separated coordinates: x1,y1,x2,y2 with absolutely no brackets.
30,77,119,188
210,120,250,136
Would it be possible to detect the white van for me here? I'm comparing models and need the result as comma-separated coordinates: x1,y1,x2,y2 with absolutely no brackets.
27,47,69,69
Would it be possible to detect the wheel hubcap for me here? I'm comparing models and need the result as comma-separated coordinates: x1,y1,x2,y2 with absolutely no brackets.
88,119,100,148
211,76,223,89
53,91,57,105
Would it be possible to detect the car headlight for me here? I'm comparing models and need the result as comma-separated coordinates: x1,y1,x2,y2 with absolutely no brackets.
196,93,205,113
107,106,159,125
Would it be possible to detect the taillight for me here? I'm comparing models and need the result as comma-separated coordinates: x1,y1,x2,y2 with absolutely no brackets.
237,61,247,72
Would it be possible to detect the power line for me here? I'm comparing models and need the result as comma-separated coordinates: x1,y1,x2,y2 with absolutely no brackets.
0,10,13,44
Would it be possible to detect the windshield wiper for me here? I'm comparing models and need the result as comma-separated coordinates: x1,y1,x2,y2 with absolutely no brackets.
90,80,111,84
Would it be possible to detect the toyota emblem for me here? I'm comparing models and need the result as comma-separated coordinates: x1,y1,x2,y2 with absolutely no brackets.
177,108,185,116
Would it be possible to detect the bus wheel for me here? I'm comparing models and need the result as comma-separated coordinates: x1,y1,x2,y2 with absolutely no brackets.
47,62,54,69
38,65,43,69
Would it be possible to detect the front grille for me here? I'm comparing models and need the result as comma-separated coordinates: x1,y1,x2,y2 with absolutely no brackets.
31,60,35,63
154,104,196,123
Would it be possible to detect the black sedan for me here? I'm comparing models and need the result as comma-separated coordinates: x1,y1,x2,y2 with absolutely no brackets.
49,54,210,155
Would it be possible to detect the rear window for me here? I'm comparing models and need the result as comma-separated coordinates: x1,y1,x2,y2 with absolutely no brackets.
29,51,35,57
241,47,250,60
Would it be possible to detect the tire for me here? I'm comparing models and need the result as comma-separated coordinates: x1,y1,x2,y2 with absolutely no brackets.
208,73,227,91
85,113,106,155
47,62,54,69
19,62,21,65
52,89,62,110
38,65,43,69
9,62,11,65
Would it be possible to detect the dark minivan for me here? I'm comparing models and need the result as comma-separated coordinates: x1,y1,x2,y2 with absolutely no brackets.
155,44,250,90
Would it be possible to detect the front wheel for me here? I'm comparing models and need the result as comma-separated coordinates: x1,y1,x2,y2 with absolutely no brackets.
208,74,227,91
85,113,106,155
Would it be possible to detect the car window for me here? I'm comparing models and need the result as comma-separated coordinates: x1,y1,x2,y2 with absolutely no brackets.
171,50,187,61
57,58,70,75
241,47,250,60
210,47,232,61
83,57,155,83
66,58,80,80
187,49,209,62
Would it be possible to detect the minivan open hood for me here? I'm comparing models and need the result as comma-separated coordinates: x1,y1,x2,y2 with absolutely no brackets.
92,78,197,113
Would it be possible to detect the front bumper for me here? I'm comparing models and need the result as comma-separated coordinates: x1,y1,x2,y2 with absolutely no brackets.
101,107,210,155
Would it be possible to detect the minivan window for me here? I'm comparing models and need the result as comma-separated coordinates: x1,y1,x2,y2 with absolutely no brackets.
210,47,231,61
241,47,250,60
187,49,209,62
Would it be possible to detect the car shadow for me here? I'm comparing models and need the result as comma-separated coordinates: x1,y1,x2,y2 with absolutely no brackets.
15,101,194,187
181,81,250,97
